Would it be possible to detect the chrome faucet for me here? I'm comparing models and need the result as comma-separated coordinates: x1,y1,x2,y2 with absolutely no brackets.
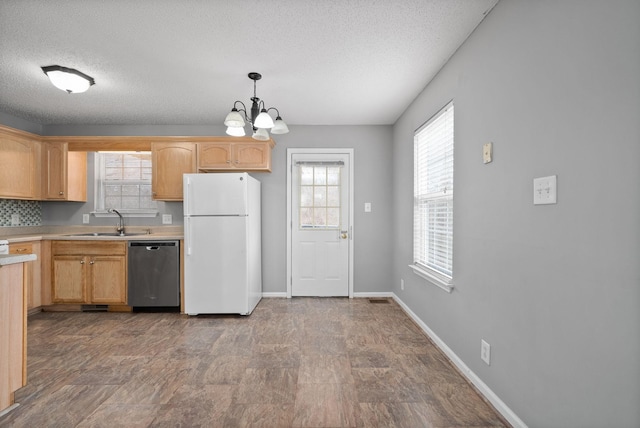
108,208,125,235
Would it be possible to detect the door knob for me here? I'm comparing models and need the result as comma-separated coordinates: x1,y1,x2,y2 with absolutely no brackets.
341,231,348,239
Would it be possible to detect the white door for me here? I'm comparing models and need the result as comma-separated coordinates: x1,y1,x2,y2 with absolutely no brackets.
288,150,352,297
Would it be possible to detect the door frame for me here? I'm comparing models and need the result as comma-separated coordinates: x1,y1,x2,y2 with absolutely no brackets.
286,148,354,298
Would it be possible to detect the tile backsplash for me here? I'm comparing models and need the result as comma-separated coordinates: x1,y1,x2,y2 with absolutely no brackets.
0,199,42,226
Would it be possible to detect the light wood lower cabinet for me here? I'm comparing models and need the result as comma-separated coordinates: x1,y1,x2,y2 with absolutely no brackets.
0,263,27,412
51,241,126,305
9,242,41,310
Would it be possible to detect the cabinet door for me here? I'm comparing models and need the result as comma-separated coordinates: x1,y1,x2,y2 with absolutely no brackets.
89,256,127,304
52,256,87,303
0,134,39,199
151,142,197,201
43,142,67,199
0,263,26,411
9,242,41,310
42,143,87,201
197,143,232,169
233,143,271,170
66,151,87,202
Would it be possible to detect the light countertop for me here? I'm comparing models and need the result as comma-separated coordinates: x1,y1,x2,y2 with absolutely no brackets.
0,253,37,266
1,226,183,243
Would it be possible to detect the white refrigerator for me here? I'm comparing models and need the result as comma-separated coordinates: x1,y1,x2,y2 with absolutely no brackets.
183,172,262,315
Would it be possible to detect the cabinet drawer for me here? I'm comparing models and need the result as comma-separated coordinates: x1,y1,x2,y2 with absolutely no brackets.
52,241,126,256
9,243,33,255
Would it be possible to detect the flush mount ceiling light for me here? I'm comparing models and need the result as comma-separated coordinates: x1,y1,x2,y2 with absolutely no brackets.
224,72,289,140
41,65,95,94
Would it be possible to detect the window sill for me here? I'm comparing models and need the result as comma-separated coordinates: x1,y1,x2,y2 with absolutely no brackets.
409,264,454,293
92,210,158,218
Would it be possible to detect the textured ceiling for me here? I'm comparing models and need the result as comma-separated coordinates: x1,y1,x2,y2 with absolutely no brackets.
0,0,498,126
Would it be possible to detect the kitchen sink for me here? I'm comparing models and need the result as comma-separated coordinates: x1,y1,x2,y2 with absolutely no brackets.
65,232,149,237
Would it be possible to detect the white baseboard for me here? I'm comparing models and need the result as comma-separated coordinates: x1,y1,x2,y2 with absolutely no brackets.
263,292,394,299
262,292,287,298
392,293,527,428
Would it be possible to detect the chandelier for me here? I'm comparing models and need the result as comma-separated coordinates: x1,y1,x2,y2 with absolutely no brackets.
224,72,289,140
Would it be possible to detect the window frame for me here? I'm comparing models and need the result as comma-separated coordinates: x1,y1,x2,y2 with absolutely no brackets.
410,101,454,293
92,152,159,218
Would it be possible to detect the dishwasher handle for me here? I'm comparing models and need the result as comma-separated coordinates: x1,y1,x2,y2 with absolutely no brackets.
129,241,178,250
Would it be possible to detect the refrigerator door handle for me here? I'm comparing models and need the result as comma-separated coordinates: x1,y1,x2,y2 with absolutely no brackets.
185,217,192,256
185,176,191,215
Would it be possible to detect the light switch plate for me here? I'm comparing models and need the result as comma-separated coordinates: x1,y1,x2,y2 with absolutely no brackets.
162,214,172,224
82,214,90,224
364,202,372,213
481,339,491,365
11,214,20,226
533,175,557,205
483,143,493,164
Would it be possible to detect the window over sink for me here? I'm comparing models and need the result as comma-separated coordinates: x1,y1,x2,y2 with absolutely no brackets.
93,152,158,217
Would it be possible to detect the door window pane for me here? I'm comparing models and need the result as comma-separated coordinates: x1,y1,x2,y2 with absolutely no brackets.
298,165,341,229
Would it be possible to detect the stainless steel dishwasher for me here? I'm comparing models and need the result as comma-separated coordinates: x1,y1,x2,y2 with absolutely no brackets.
128,241,180,308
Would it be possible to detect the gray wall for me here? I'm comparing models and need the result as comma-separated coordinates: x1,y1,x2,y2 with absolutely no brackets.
392,1,640,427
257,125,394,294
0,111,42,135
41,152,184,228
37,123,394,295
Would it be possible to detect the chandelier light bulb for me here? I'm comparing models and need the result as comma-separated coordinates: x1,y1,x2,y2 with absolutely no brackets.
224,108,246,127
252,128,270,141
270,116,289,134
254,109,275,129
226,126,246,137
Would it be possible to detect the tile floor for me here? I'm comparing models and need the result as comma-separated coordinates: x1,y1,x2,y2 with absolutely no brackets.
1,298,508,427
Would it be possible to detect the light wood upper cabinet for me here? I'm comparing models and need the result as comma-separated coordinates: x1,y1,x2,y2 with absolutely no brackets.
51,241,127,305
0,127,41,200
197,140,273,172
43,142,87,201
198,143,232,169
234,142,271,170
151,142,197,201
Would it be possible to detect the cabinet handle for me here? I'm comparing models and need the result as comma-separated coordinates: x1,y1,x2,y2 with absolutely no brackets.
80,260,85,264
235,160,239,164
226,160,231,164
59,191,64,195
89,260,94,265
16,248,27,252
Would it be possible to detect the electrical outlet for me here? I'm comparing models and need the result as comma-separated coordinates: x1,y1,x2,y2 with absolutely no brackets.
481,339,491,365
401,278,404,290
82,214,90,224
11,214,20,226
162,214,172,225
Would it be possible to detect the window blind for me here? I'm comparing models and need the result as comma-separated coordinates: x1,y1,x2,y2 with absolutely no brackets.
413,102,454,278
